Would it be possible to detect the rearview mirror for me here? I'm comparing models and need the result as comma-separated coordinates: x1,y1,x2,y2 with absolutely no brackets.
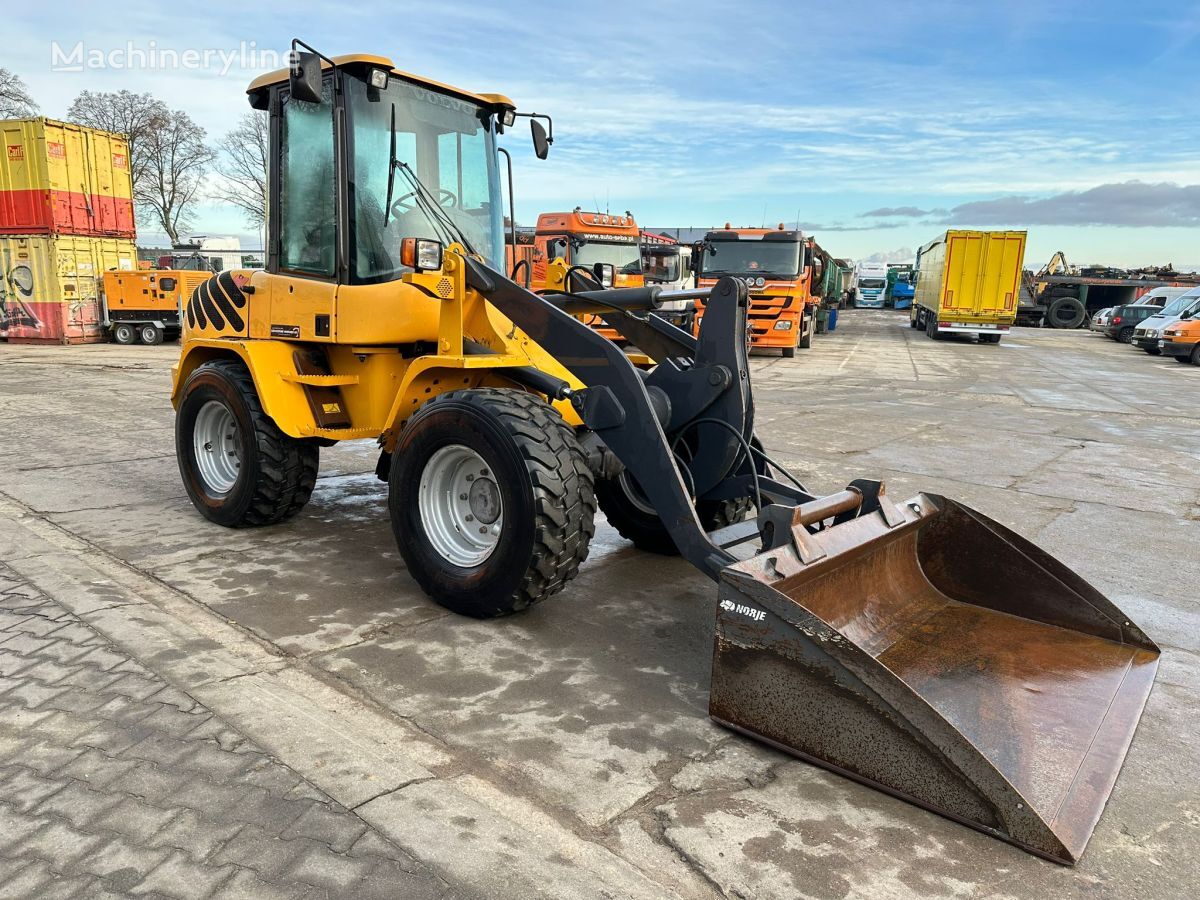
289,51,324,104
593,262,614,287
531,119,550,160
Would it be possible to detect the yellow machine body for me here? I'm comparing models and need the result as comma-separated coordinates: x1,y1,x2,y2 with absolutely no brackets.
170,249,583,448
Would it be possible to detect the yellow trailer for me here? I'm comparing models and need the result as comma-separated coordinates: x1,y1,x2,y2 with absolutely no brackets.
911,230,1026,344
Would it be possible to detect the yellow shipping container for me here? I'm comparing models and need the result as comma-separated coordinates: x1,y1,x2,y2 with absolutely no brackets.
911,230,1027,344
0,117,135,237
0,234,137,343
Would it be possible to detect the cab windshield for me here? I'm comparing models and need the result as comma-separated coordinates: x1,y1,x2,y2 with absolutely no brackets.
1158,292,1200,317
347,75,503,282
860,278,886,289
643,247,680,283
703,240,800,278
572,239,642,274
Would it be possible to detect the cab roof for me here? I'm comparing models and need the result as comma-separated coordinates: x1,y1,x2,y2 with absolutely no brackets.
246,53,515,111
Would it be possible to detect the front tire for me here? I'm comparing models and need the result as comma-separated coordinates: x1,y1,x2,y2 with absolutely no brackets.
176,360,319,527
390,388,595,618
782,345,796,359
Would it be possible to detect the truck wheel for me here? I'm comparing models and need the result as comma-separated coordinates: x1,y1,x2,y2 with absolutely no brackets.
980,334,1002,344
112,323,136,345
1192,345,1200,366
176,360,319,527
798,320,813,349
1117,327,1134,344
390,388,595,618
1047,297,1086,329
926,315,941,340
597,469,752,556
139,324,164,345
782,346,796,358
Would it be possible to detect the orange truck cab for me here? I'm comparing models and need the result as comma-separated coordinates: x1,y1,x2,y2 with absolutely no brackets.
1160,310,1200,365
695,224,816,356
529,209,644,290
528,209,645,340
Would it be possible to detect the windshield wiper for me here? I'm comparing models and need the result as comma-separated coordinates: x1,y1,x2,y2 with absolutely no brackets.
393,161,478,257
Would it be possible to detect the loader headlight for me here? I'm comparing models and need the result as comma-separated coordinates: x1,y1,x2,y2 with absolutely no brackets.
401,238,444,272
368,67,389,90
501,108,516,127
755,276,765,287
773,320,793,330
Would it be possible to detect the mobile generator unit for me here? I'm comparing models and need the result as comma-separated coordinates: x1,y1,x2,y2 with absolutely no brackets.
102,269,210,345
171,43,1157,866
912,230,1027,343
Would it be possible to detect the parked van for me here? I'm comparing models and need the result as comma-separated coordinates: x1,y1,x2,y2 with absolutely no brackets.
1160,309,1200,365
1132,288,1200,354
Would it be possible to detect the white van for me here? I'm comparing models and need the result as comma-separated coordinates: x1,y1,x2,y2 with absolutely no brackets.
1132,287,1200,354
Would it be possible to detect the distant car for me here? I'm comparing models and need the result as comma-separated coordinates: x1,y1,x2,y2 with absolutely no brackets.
1090,307,1116,332
1105,304,1162,343
1160,308,1200,365
1132,288,1200,354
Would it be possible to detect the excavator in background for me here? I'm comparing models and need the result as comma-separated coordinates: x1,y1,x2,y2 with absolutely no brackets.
170,41,1158,866
693,224,817,356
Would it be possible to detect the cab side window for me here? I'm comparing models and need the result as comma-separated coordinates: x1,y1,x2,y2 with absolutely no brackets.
280,81,336,277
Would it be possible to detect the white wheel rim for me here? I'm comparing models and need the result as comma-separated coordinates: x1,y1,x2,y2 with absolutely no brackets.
193,400,241,496
418,444,503,567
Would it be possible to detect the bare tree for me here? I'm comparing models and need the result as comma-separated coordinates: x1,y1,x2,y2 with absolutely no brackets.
0,69,38,117
137,109,215,244
211,112,268,227
67,90,169,193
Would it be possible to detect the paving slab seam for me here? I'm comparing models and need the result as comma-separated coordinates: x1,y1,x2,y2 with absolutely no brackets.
0,493,690,899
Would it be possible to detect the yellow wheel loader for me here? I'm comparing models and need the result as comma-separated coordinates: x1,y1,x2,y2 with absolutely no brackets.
171,41,1158,865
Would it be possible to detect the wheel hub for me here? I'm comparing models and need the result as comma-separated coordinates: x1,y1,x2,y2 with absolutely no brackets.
418,445,503,567
192,400,240,496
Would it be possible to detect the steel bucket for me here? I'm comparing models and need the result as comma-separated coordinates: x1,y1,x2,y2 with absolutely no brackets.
710,491,1158,864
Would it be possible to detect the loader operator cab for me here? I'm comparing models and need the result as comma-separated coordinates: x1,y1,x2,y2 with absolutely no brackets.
248,49,536,285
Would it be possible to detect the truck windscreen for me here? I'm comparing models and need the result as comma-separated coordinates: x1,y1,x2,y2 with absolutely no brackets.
572,240,642,273
703,241,800,278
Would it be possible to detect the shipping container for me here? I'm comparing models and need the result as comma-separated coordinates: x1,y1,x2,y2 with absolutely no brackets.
0,118,135,238
0,234,137,344
912,230,1027,344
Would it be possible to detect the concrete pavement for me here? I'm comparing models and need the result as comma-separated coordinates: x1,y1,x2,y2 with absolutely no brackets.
0,309,1196,898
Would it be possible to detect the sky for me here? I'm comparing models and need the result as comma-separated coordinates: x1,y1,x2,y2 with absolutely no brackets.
6,1,1200,267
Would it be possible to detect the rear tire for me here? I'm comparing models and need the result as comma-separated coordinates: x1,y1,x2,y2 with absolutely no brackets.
112,322,136,345
1192,345,1200,366
1117,327,1134,344
980,334,1002,344
926,315,941,340
389,388,595,618
596,470,753,556
176,360,319,527
139,324,164,345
